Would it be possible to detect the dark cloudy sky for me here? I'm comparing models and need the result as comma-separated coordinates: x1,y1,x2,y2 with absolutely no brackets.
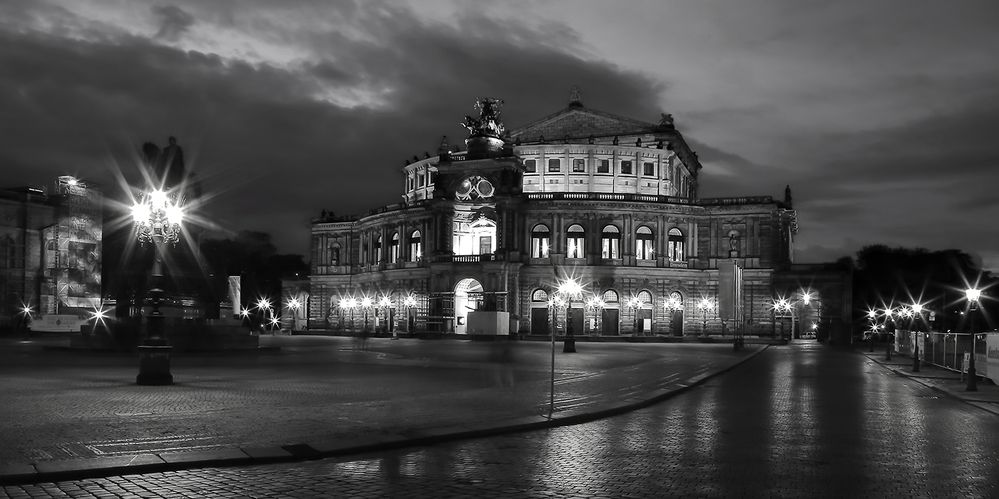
3,0,999,269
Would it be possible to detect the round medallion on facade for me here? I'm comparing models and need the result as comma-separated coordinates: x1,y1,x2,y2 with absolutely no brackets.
455,175,494,201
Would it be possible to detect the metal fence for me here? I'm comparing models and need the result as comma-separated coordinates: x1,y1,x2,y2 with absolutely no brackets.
894,330,991,373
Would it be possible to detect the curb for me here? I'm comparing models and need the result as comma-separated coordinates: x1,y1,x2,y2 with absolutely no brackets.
860,351,999,417
0,345,768,486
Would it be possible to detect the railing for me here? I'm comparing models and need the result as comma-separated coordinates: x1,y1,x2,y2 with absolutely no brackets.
894,330,991,374
432,254,496,263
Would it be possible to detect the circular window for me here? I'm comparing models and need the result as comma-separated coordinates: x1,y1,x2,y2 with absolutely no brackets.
455,175,494,201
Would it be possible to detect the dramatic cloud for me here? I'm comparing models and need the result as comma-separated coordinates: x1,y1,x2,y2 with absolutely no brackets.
1,0,997,270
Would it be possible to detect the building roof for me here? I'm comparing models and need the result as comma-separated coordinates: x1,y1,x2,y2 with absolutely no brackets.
509,103,662,141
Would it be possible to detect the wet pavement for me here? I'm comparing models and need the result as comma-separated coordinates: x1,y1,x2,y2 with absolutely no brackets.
3,341,997,497
0,335,757,481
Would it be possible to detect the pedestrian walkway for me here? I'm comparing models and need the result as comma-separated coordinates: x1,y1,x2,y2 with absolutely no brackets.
860,348,999,416
0,336,766,485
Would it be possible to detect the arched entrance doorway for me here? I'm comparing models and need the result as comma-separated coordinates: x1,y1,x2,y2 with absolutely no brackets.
454,278,483,335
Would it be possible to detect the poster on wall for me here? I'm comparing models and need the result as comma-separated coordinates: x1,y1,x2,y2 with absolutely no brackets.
61,240,101,308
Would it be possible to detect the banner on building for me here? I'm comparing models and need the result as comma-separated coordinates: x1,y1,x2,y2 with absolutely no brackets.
228,276,241,317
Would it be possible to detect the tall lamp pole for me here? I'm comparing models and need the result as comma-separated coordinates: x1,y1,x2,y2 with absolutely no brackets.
403,295,417,334
965,288,981,391
557,278,582,353
132,189,184,386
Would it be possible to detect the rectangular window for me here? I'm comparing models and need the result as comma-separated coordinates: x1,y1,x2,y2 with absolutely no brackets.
548,158,561,173
601,238,620,259
531,236,549,258
643,162,655,176
524,159,536,173
572,158,585,173
620,160,633,175
410,241,422,262
637,240,653,260
566,237,585,258
417,173,425,187
597,159,610,174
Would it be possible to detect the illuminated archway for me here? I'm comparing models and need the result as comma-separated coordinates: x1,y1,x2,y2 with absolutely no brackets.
454,278,483,334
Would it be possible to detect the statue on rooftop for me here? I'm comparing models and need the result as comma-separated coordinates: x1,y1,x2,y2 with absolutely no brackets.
461,97,505,139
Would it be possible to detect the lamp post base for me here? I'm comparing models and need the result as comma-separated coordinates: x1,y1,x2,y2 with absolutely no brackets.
136,345,174,385
562,337,576,353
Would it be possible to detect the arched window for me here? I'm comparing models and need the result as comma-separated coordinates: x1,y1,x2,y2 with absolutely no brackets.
668,228,685,262
389,232,400,263
601,289,619,304
374,235,383,264
566,224,585,259
636,226,654,260
601,225,620,259
409,230,422,262
531,224,550,258
531,289,549,302
638,290,653,307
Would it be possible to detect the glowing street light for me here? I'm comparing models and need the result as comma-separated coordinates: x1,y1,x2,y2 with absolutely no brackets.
340,297,358,331
965,287,982,391
361,296,373,332
132,188,186,386
698,297,715,337
557,278,583,353
586,296,605,335
403,295,417,333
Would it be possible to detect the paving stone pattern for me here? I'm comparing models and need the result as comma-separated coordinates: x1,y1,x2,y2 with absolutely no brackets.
4,342,997,498
0,337,741,465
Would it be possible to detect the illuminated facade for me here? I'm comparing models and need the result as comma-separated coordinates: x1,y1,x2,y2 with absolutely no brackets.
309,97,812,338
0,176,103,329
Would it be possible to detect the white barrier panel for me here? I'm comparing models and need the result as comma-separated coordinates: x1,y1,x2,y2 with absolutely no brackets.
987,334,999,385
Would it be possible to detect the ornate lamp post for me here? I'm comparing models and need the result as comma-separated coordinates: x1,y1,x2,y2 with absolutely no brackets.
866,309,877,352
698,297,715,337
626,296,642,336
340,297,357,331
361,296,373,333
256,298,273,333
557,278,582,353
664,294,683,337
378,296,393,334
403,295,417,333
965,288,982,391
585,296,604,336
285,297,302,333
132,188,184,385
772,298,792,341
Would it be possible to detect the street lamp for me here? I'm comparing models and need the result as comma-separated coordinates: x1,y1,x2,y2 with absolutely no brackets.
698,297,715,337
626,296,642,336
378,296,393,334
965,288,982,391
664,294,683,337
361,296,373,333
132,188,184,386
866,309,878,352
340,297,357,331
285,297,302,333
403,295,417,333
256,297,273,333
772,298,792,341
585,296,604,336
557,278,582,353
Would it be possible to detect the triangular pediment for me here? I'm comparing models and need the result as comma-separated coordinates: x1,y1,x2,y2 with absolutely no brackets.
510,106,659,141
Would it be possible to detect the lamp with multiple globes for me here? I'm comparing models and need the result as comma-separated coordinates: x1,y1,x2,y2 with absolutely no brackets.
132,189,185,386
556,278,583,353
663,294,683,337
585,296,604,335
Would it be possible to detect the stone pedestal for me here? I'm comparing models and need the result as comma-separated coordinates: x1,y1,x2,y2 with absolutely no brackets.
136,345,174,385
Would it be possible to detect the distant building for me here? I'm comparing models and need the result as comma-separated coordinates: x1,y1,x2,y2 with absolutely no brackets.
309,96,849,339
0,176,103,330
